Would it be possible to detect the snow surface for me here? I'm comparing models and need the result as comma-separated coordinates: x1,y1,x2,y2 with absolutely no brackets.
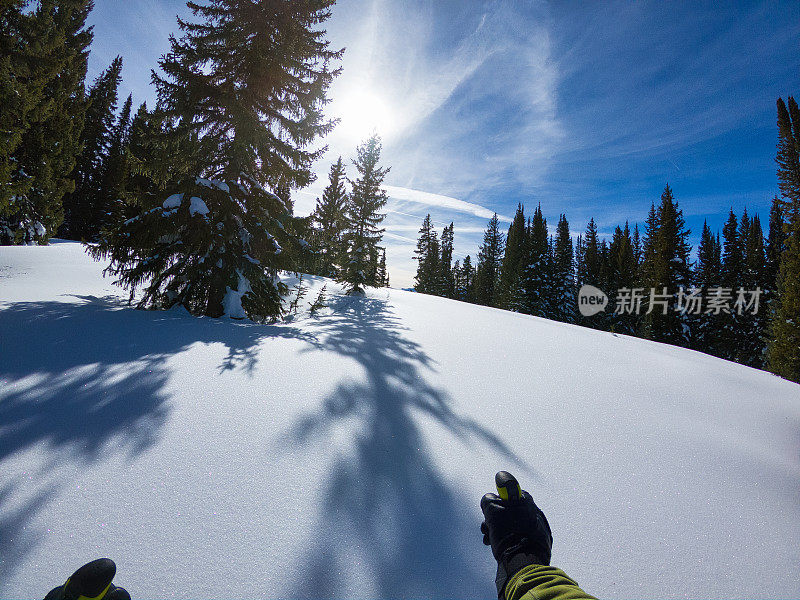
1,241,799,599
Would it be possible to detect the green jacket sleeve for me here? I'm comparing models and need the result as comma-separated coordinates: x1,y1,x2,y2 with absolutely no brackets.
504,564,597,600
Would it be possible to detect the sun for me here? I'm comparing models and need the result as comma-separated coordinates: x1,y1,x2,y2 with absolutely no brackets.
333,87,397,143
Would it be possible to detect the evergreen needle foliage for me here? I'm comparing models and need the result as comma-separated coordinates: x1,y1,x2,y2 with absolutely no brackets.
309,284,328,316
338,133,389,294
0,0,92,245
767,97,800,382
312,157,349,277
91,0,342,321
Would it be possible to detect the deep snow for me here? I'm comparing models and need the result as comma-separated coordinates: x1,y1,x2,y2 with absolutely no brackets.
1,241,799,599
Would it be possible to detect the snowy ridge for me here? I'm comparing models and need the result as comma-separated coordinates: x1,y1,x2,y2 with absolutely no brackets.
0,241,798,599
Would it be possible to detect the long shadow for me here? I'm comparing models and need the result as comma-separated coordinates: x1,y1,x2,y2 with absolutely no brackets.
284,295,530,598
0,294,310,583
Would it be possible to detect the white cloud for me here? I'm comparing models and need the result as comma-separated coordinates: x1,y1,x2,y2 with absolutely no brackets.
384,186,512,222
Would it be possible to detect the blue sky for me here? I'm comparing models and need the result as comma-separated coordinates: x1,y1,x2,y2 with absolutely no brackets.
86,0,800,288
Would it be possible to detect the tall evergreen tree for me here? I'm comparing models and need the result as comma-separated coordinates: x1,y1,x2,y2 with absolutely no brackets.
765,195,785,291
376,248,388,287
551,214,575,323
579,218,601,285
61,56,123,240
99,92,133,232
120,101,167,219
577,218,605,329
693,220,723,356
438,222,454,297
474,213,504,306
0,3,42,217
574,234,585,287
496,204,526,311
764,195,786,350
638,202,659,295
458,254,476,303
719,209,743,360
639,185,692,346
340,133,389,294
607,222,637,333
741,213,767,367
1,0,92,244
91,0,342,320
413,213,439,294
312,157,348,276
767,97,800,382
522,205,550,316
632,223,642,268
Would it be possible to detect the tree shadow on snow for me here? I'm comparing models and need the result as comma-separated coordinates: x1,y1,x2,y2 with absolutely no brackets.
282,295,531,598
0,294,310,581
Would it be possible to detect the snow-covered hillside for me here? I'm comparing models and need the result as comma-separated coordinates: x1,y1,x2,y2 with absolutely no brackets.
1,241,799,599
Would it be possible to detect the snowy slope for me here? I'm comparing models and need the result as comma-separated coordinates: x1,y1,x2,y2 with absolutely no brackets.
1,241,799,599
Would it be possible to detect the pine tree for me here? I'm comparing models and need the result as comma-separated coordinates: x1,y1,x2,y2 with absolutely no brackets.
579,218,601,285
550,214,575,323
522,205,550,316
376,248,388,287
339,133,389,294
764,195,786,353
775,98,800,205
741,213,767,367
496,204,527,310
474,213,504,306
413,213,437,293
438,222,454,297
61,56,123,240
577,218,604,329
99,93,133,232
574,234,585,286
765,195,785,291
728,209,753,362
0,3,42,219
1,0,92,245
693,220,723,357
638,202,659,295
767,97,800,382
719,209,743,360
366,245,379,285
122,101,177,217
632,223,642,268
91,0,342,320
639,185,692,345
598,238,611,326
312,157,348,276
457,254,476,303
607,222,637,333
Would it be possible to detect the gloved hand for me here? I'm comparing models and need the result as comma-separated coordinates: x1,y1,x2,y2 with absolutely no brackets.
481,471,553,599
44,558,130,600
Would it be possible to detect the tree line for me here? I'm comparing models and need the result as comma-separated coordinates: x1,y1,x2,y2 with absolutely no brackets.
413,97,800,383
1,0,390,319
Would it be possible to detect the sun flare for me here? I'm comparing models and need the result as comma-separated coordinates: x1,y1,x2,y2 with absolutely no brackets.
333,87,397,143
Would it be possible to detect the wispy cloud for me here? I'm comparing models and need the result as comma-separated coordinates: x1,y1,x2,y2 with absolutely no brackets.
384,186,512,222
319,0,562,198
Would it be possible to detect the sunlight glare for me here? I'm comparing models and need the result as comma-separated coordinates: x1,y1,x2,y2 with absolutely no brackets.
334,87,397,143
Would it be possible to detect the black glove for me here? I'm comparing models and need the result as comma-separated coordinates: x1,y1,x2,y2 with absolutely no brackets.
480,471,553,599
44,558,130,600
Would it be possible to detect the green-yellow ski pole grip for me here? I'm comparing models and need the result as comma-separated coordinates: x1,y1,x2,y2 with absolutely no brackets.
495,470,522,503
